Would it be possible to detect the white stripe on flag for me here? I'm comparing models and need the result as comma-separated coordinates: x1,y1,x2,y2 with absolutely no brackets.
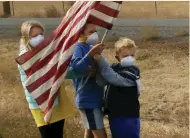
44,107,53,123
40,100,48,112
31,77,54,99
100,1,121,11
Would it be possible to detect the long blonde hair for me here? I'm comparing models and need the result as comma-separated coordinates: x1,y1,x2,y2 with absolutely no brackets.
20,20,44,51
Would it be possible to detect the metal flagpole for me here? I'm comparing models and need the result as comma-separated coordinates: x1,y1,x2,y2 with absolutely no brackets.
101,29,109,44
12,1,15,16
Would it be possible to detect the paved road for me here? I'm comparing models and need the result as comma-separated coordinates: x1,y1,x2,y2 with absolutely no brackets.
0,18,189,39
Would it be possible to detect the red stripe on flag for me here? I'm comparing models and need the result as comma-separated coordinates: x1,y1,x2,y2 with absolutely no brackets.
95,3,119,17
44,90,59,114
88,15,113,30
35,88,50,105
26,63,57,92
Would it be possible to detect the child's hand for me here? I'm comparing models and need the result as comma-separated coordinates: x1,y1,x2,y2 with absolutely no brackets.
88,43,104,56
93,54,101,61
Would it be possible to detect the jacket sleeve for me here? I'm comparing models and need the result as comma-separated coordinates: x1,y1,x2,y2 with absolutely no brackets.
18,49,27,87
97,56,136,87
96,74,108,87
70,45,93,73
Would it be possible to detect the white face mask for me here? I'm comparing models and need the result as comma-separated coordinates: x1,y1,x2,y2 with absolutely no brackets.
29,35,44,47
86,32,99,46
120,56,135,67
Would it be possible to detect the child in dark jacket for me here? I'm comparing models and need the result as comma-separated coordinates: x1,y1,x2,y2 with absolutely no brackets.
94,37,140,138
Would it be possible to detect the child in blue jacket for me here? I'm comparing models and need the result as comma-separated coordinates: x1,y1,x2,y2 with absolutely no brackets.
70,22,107,138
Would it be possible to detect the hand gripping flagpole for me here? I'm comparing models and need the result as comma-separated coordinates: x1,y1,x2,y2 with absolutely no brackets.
76,29,109,94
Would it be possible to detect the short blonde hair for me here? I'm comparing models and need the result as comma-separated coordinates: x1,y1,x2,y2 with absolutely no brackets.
20,20,44,51
115,37,137,54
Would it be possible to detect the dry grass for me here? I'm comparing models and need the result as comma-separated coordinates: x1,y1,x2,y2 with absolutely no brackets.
174,28,189,37
0,37,189,138
43,5,61,18
140,25,161,41
0,1,189,18
119,1,189,18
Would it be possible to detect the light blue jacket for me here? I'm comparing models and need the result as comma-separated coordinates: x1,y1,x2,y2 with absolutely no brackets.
18,49,58,109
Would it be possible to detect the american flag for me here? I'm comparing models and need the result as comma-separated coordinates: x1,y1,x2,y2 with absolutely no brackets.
16,1,122,122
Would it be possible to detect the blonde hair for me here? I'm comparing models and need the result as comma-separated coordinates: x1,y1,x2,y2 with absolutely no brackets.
115,37,137,54
20,20,44,51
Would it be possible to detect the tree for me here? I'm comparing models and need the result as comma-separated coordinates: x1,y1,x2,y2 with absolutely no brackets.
2,1,11,17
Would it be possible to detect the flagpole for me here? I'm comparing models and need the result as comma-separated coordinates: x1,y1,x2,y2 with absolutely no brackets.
101,29,109,44
101,1,121,44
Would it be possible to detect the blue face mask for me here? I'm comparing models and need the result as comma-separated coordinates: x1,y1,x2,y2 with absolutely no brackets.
86,32,99,46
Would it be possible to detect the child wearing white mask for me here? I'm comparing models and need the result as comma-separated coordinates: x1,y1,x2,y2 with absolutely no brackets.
66,32,100,79
86,31,99,46
70,22,107,138
94,38,140,138
18,21,75,138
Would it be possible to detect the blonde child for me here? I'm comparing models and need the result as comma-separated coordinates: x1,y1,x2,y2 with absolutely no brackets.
94,38,140,138
18,21,75,138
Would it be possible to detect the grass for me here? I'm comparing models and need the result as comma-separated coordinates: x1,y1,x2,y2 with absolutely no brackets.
140,25,161,41
0,1,189,18
0,36,188,138
174,28,189,37
43,5,61,18
119,1,189,18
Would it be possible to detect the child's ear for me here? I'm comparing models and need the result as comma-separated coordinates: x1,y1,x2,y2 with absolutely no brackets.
115,55,120,62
